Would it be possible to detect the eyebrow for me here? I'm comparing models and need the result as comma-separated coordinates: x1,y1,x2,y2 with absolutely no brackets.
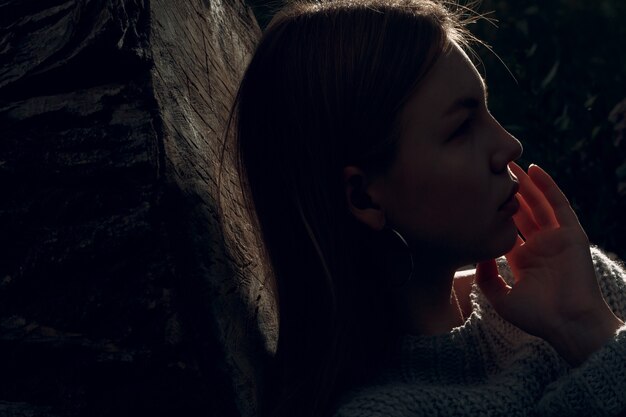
443,81,489,117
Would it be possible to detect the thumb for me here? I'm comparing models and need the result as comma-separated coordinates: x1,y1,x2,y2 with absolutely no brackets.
476,259,510,309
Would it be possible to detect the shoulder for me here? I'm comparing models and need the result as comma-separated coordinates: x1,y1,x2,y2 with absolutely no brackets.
333,383,421,417
589,245,626,281
453,268,475,315
333,382,480,417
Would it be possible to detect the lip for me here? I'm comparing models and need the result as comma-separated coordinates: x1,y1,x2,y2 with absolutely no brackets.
498,182,520,214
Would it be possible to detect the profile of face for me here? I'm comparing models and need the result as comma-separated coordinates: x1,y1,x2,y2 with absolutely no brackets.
346,43,523,267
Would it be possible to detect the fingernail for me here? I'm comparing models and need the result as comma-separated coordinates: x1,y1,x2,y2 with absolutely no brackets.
529,163,538,168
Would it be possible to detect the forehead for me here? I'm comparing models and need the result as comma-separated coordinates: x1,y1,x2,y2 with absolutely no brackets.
399,44,486,131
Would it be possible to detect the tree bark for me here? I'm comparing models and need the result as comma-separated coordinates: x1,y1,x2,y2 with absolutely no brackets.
0,1,272,416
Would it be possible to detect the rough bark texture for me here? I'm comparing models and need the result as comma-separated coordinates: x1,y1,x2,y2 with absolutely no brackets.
0,1,273,416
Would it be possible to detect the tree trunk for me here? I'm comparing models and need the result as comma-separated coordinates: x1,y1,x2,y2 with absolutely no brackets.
0,1,273,416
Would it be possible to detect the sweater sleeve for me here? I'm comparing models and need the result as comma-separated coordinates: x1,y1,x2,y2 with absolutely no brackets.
537,246,626,417
590,246,626,320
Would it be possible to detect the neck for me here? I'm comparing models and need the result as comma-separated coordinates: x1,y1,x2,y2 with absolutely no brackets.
391,254,465,336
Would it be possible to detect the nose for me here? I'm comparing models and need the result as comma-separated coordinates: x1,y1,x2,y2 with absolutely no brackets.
489,117,523,174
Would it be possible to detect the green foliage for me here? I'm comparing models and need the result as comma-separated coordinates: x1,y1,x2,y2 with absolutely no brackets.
470,0,626,258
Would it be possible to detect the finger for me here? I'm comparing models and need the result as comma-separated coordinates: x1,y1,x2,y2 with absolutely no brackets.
476,259,510,310
513,193,539,238
526,164,581,228
509,162,559,229
504,236,525,275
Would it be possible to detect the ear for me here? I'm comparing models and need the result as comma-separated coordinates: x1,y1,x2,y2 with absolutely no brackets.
343,165,386,231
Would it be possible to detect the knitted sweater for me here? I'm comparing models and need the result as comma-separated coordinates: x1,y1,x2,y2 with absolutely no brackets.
334,247,626,416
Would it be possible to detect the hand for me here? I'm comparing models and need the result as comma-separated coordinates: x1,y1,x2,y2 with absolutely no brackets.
476,162,624,365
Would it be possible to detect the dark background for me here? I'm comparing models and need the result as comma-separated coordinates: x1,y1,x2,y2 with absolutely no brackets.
472,0,626,261
247,0,626,260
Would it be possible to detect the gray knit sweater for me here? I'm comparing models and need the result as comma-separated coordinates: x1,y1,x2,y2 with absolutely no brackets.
335,247,626,416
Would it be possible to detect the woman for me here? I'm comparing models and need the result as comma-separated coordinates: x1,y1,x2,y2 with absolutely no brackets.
226,0,626,415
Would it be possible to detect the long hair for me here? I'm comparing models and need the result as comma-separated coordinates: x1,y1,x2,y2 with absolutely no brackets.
226,1,477,415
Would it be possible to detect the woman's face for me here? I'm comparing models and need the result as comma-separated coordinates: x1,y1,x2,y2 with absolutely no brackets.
370,43,523,266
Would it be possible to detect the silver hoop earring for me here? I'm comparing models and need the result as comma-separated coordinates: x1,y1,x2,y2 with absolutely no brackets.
385,227,414,287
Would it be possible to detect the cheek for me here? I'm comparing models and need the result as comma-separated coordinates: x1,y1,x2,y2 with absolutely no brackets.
390,181,464,239
389,160,515,260
419,174,482,219
386,153,489,232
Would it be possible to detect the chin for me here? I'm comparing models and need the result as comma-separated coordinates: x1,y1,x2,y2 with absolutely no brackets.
465,220,519,264
420,220,520,266
489,219,520,258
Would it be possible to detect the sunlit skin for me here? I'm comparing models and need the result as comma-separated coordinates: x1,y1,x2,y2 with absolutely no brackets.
478,163,624,364
344,43,624,361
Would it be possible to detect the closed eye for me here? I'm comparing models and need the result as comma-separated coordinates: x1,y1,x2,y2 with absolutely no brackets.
449,117,474,140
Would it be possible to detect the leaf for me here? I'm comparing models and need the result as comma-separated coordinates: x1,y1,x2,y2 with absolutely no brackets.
524,6,540,15
541,61,560,90
515,20,529,37
616,162,626,180
553,105,570,131
609,98,626,124
526,43,538,58
572,139,585,151
584,95,598,108
591,126,602,139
